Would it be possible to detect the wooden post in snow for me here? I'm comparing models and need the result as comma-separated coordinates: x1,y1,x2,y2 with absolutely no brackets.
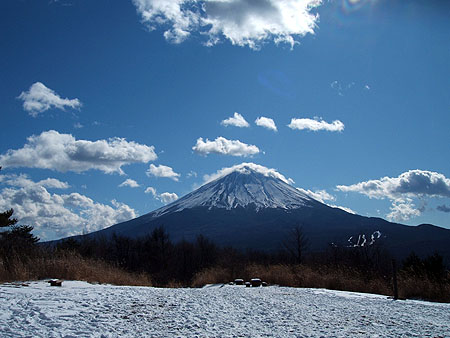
392,259,398,300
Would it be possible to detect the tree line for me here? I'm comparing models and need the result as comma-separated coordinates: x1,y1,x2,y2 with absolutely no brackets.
0,208,448,300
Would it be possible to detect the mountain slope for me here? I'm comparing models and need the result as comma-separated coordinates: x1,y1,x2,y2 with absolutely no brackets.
74,165,450,261
152,167,317,218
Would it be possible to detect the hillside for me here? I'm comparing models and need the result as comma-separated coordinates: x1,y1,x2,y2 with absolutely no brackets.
66,165,450,261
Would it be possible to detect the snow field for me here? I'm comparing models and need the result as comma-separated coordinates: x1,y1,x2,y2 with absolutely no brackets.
1,280,449,337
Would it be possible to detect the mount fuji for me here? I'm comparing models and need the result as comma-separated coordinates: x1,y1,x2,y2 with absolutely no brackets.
74,164,450,260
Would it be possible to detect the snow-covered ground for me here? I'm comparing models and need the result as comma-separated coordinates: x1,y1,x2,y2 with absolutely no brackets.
1,281,449,337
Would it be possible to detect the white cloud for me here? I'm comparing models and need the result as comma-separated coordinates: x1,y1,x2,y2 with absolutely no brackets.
0,130,157,174
337,170,450,221
204,162,294,185
221,112,249,128
386,198,421,222
288,118,344,132
36,178,70,189
118,179,140,188
74,122,83,129
297,188,335,203
159,192,179,204
0,175,136,240
1,174,70,190
18,82,82,117
336,170,450,200
296,187,355,214
255,116,277,131
144,186,178,204
193,137,260,157
132,0,322,50
146,164,180,181
329,204,356,214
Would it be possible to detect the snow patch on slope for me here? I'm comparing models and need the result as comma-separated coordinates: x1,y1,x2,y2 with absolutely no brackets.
348,231,382,247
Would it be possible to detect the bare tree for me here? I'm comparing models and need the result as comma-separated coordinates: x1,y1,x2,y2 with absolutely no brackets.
283,225,309,265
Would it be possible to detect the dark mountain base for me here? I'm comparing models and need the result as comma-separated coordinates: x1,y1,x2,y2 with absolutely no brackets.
72,205,450,263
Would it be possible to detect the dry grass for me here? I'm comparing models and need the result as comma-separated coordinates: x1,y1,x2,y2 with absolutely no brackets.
191,264,450,301
246,264,392,296
191,267,231,287
192,264,450,302
2,252,448,303
0,251,152,286
398,273,450,303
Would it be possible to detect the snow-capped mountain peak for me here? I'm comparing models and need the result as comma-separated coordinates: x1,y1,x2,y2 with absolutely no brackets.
152,165,316,217
204,162,295,185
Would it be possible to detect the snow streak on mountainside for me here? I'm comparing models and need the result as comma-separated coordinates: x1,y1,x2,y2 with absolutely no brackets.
152,164,315,217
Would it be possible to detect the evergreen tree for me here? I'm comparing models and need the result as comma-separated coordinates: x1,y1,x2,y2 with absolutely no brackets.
0,209,18,228
0,208,39,244
0,208,39,271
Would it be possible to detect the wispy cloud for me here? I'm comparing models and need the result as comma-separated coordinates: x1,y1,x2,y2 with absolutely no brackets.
221,112,249,128
132,0,322,50
193,137,260,157
118,179,140,188
0,130,157,174
437,204,450,213
187,171,197,178
255,116,277,131
145,186,157,196
331,80,370,96
18,82,81,117
337,170,450,221
146,164,180,181
288,118,344,132
330,80,355,96
0,174,136,240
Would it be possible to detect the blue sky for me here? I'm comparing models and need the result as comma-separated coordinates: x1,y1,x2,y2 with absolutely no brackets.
1,0,449,240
